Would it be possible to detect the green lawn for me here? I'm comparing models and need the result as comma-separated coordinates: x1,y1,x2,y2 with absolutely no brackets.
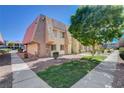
119,47,124,52
81,55,107,61
37,55,106,88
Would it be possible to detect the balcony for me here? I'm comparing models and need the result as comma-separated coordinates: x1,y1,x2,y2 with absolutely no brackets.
46,28,65,44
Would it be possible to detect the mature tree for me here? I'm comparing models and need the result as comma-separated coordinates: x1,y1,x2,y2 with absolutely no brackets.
69,5,124,56
8,42,15,48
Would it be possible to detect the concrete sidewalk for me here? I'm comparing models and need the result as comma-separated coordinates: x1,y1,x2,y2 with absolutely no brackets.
71,50,119,88
11,53,51,88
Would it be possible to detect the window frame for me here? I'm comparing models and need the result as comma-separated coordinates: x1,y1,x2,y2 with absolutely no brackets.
51,44,56,51
60,44,64,50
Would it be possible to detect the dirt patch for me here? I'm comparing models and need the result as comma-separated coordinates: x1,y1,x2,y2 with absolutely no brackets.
18,53,81,73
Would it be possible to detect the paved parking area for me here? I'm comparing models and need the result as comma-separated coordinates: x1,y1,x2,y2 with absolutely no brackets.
0,54,12,88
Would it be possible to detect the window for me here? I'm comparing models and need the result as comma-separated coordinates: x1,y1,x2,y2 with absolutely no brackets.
53,30,57,38
60,45,64,50
51,45,56,51
62,32,64,38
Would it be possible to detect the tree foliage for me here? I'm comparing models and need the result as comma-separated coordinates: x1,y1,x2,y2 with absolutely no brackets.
8,42,15,47
69,5,124,55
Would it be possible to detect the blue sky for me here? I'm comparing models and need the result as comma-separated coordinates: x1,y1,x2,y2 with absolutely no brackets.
0,5,78,41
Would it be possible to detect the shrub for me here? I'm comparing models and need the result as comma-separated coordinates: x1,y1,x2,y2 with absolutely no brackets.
119,52,124,60
53,52,59,59
119,47,124,60
18,48,23,53
0,50,7,55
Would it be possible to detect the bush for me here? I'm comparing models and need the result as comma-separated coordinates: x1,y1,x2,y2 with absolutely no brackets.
107,50,111,53
96,48,105,54
0,48,11,55
18,48,23,53
119,47,124,60
0,50,7,55
119,52,124,60
53,52,59,59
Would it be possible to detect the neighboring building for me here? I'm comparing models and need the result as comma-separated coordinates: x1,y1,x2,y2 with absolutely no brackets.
119,32,124,47
103,42,118,49
119,38,124,47
0,32,5,49
0,32,4,45
23,14,86,57
7,41,24,49
66,31,92,54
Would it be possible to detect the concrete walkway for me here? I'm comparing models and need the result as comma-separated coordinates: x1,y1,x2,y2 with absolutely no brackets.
72,50,119,88
11,53,51,88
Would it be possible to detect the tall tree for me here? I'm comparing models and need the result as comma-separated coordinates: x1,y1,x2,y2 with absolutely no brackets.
69,5,124,56
8,42,15,48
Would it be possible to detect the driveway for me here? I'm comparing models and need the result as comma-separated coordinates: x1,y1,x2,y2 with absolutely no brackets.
0,53,12,88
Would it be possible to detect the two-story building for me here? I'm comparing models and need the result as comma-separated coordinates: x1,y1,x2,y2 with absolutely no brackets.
23,14,89,57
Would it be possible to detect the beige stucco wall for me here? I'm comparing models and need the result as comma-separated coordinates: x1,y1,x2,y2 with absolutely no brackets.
33,15,49,57
71,38,80,54
46,17,66,56
66,31,72,54
50,37,65,56
27,43,38,55
50,45,65,56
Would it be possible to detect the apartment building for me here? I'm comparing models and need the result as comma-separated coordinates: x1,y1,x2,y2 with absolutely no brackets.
119,38,124,47
23,14,85,57
7,41,24,49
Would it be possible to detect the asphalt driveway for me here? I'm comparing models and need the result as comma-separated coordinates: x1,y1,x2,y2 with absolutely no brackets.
0,54,12,88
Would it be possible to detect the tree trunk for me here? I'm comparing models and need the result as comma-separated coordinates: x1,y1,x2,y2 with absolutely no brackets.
91,44,96,56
